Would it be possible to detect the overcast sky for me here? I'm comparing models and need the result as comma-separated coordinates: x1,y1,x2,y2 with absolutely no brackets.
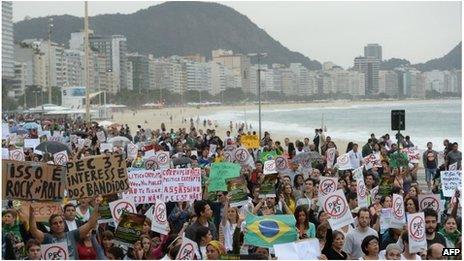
12,1,462,68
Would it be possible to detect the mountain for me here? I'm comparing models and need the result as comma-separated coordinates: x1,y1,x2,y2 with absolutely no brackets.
380,58,411,70
13,1,322,69
414,42,461,71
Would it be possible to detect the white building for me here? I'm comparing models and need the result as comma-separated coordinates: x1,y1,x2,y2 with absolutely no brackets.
63,49,85,87
12,62,27,98
186,61,211,93
378,70,398,97
289,63,311,96
2,1,14,79
38,40,65,88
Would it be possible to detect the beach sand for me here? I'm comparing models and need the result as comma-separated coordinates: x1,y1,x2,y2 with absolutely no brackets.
112,99,447,150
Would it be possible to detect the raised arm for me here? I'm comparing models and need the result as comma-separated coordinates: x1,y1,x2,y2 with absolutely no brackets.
78,203,100,239
28,205,45,243
221,196,230,227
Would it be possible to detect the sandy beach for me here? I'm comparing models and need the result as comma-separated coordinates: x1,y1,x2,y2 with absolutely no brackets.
112,98,458,151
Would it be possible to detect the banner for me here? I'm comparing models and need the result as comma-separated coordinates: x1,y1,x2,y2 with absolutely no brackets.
18,201,62,223
24,138,40,149
53,150,69,166
244,214,298,248
209,162,241,192
356,176,368,208
263,160,277,175
109,198,136,226
9,148,25,161
122,168,163,204
407,212,427,253
363,152,382,168
335,153,352,170
146,201,170,235
66,154,129,199
326,148,337,168
318,177,338,197
227,176,249,207
259,174,278,198
98,194,119,224
391,194,406,229
176,236,200,260
41,242,69,260
402,148,420,163
3,160,65,201
97,131,106,142
127,143,138,160
440,171,462,197
322,189,354,230
163,168,202,202
241,135,260,149
114,212,145,247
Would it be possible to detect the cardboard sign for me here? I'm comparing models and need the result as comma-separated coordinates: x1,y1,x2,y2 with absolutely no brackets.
326,148,337,168
402,148,420,164
163,168,202,202
227,176,249,207
114,212,145,247
440,171,462,197
259,173,278,198
356,176,368,208
155,151,170,169
66,154,129,199
209,162,241,192
18,201,63,222
100,142,114,152
176,236,200,260
418,194,442,213
322,189,354,230
2,148,9,159
241,135,260,149
263,160,277,174
127,143,138,160
391,194,406,228
318,177,338,197
53,150,69,166
9,148,25,161
407,212,427,253
3,160,65,201
97,131,106,142
41,242,69,260
147,200,170,235
336,153,352,170
109,198,136,226
24,138,40,149
122,168,163,204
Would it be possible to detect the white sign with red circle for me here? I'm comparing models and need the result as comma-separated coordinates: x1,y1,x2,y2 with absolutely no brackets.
390,194,406,228
150,200,170,235
321,189,354,230
336,153,352,170
319,177,338,196
263,160,277,174
9,148,25,161
234,147,250,163
41,242,69,260
418,194,441,212
356,177,368,208
275,156,288,171
156,151,170,169
127,143,138,159
109,198,136,226
407,212,427,253
53,150,69,165
176,236,200,260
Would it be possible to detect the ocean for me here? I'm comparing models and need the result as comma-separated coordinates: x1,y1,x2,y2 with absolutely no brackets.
205,99,462,150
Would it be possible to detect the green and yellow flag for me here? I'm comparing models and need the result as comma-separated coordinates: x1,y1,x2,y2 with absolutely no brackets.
260,150,278,162
244,214,298,248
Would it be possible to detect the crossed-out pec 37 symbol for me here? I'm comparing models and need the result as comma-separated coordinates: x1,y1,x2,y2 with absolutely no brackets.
410,216,425,240
156,153,168,165
275,157,287,170
320,179,336,195
11,150,23,160
145,157,159,170
235,148,249,163
178,243,195,260
44,246,67,260
420,197,439,211
324,195,347,218
393,197,404,218
155,203,167,223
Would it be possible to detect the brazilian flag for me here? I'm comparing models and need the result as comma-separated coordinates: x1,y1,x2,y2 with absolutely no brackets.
260,150,278,162
244,214,298,248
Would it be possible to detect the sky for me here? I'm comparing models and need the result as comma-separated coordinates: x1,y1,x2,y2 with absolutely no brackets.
12,1,462,68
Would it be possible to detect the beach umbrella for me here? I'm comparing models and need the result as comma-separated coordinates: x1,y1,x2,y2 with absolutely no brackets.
35,141,71,154
107,136,131,144
22,122,40,130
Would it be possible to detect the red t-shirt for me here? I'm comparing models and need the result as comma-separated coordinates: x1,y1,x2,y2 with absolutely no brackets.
77,243,97,260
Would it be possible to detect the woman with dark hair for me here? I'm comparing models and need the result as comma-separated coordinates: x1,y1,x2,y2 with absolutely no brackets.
294,205,316,239
280,183,297,214
361,235,380,260
439,216,461,248
322,229,348,259
196,226,213,259
346,142,354,153
380,195,392,208
100,230,114,258
76,229,105,260
404,197,419,215
293,174,305,192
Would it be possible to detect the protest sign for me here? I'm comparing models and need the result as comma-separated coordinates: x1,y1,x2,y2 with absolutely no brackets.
69,135,78,144
223,149,235,162
380,208,392,233
18,201,62,223
39,130,52,138
336,153,352,170
371,185,379,200
114,212,145,247
234,147,252,164
227,176,249,207
318,177,338,197
77,138,85,149
127,143,138,160
407,212,427,253
53,150,69,166
176,236,200,260
100,143,114,152
2,123,10,139
41,242,69,260
440,171,462,197
449,162,458,171
241,135,259,149
274,239,321,260
155,150,170,169
66,154,129,199
97,131,106,142
84,138,92,147
9,148,25,161
356,176,368,208
322,189,354,230
275,156,289,171
209,162,241,192
259,173,278,198
109,198,136,226
326,148,337,168
363,152,382,168
418,194,442,213
208,144,217,158
24,138,40,149
147,200,170,235
402,148,420,163
144,149,156,158
3,160,65,201
2,148,9,159
163,168,202,202
391,194,406,228
263,160,277,174
98,194,119,224
122,168,163,204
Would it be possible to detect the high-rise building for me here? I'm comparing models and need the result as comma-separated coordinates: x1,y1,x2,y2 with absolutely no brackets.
364,44,382,61
38,40,65,88
63,49,85,87
12,62,27,98
378,70,399,97
2,1,14,79
14,43,35,86
186,60,211,93
69,30,94,51
212,50,251,93
127,53,150,92
353,56,380,95
289,63,310,96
